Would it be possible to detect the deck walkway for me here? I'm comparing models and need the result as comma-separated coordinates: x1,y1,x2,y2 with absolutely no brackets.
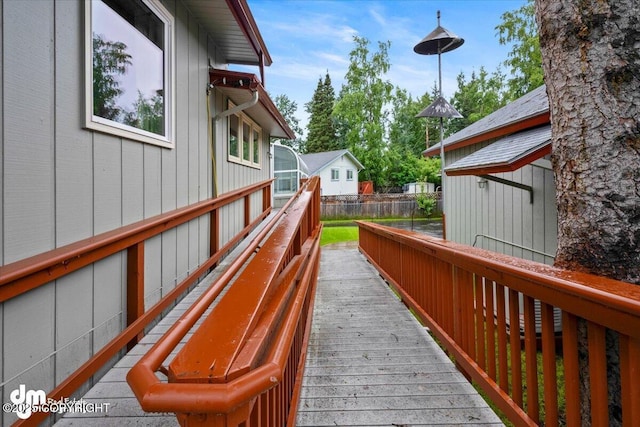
295,244,503,426
56,237,502,426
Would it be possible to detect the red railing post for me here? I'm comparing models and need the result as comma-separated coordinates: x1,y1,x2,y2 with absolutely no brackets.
244,194,251,227
210,208,219,258
127,241,145,349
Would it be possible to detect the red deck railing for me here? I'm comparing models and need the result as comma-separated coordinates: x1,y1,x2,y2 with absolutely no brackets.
357,221,640,426
127,176,322,426
1,179,274,427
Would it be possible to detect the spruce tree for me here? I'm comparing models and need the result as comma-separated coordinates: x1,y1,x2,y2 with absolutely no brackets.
304,72,337,153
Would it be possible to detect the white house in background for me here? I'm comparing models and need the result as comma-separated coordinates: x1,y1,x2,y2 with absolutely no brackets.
300,149,364,196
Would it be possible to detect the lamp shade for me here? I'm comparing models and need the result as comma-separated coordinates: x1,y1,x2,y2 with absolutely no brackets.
416,96,463,119
414,25,464,55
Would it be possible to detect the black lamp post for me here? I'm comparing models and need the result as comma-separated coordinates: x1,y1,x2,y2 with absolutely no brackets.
414,10,463,239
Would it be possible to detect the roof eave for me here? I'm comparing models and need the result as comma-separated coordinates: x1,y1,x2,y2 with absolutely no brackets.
225,0,273,66
445,144,552,176
423,111,550,157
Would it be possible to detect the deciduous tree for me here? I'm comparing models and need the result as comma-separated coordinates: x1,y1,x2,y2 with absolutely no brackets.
497,0,543,99
333,36,394,189
92,34,131,121
273,94,304,152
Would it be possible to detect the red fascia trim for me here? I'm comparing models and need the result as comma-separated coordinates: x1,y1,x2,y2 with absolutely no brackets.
423,112,550,157
445,143,552,176
226,0,273,67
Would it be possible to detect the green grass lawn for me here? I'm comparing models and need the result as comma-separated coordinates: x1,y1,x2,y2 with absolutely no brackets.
320,226,358,246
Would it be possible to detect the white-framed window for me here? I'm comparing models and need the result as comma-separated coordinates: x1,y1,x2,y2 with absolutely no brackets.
85,0,175,148
331,168,340,181
228,102,262,168
346,169,354,181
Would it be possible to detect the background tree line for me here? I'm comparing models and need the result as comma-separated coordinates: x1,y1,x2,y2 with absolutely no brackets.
273,0,541,192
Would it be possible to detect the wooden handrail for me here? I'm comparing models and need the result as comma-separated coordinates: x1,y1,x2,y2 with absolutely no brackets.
357,221,640,426
0,179,273,302
8,180,273,427
127,176,322,425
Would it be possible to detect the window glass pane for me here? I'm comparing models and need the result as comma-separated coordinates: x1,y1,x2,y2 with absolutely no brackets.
275,171,297,194
331,169,339,180
274,146,296,170
229,115,239,157
242,122,251,161
347,169,354,180
92,0,166,136
253,129,260,164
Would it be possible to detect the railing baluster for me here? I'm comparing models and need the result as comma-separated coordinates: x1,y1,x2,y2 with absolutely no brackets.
523,295,538,422
509,289,523,406
485,279,497,381
496,284,509,392
562,311,581,426
453,266,463,353
442,259,454,336
620,336,640,426
541,302,558,427
588,322,609,426
464,270,476,361
475,277,486,371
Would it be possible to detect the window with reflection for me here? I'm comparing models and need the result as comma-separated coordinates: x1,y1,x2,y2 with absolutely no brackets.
227,102,262,168
87,0,173,146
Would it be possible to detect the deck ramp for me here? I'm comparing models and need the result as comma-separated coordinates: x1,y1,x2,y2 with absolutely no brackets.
296,245,504,426
55,234,502,426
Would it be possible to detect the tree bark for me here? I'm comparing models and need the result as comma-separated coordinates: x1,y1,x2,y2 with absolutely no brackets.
535,0,640,425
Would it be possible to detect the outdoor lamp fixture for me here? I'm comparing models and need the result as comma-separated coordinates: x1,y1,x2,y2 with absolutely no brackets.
477,177,488,189
414,10,464,240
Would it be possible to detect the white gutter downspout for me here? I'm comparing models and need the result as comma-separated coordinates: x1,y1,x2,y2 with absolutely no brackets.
214,89,259,119
208,85,259,198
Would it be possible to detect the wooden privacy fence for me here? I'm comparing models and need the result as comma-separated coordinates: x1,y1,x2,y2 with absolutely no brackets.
357,221,640,426
1,179,274,427
321,193,442,219
127,176,322,426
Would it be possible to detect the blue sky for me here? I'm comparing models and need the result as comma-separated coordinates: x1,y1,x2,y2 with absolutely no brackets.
237,0,527,135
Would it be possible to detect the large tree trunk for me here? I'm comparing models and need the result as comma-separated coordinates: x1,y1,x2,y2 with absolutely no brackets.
535,0,640,425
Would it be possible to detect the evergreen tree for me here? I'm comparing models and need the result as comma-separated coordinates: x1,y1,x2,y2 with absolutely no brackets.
304,72,337,153
448,67,508,135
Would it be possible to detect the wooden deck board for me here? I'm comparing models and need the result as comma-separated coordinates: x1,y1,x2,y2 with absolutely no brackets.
295,247,503,426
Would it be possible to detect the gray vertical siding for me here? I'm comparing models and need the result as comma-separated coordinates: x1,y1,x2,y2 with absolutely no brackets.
0,0,273,424
445,143,557,265
3,1,55,264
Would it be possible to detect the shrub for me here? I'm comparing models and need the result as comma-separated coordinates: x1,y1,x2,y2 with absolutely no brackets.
416,193,436,216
